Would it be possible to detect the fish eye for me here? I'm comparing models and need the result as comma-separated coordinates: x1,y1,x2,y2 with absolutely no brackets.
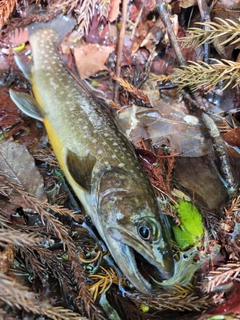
138,226,150,240
137,218,160,242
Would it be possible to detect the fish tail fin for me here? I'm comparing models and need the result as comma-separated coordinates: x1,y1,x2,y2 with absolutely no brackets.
28,15,76,43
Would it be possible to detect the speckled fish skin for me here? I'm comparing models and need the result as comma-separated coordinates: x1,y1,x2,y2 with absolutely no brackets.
13,16,174,294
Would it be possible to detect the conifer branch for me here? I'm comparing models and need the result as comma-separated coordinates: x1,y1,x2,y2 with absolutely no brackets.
206,261,240,293
0,272,86,320
173,59,240,92
0,229,41,248
0,0,16,29
181,18,240,48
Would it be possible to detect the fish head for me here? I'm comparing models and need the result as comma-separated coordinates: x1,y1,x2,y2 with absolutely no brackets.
95,167,174,294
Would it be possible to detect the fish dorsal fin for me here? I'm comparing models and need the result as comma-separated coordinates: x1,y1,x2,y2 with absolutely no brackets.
9,89,44,121
66,149,96,193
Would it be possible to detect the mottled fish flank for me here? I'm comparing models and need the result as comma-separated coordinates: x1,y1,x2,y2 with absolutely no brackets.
10,15,174,294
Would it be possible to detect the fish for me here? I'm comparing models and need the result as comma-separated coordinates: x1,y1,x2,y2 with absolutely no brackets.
9,15,174,294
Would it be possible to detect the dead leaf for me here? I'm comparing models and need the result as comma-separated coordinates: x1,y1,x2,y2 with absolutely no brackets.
223,128,240,148
108,0,121,22
74,44,115,78
216,0,240,9
116,104,212,157
0,244,15,274
179,0,197,8
0,140,46,201
174,156,228,210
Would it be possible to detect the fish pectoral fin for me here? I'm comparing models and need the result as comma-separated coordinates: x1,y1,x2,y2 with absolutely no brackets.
14,54,32,81
9,89,44,122
66,149,96,193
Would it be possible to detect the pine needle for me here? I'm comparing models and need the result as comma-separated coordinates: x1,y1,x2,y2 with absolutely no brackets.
0,0,16,29
49,0,110,38
2,179,76,257
181,18,240,48
0,272,86,320
0,229,42,248
173,59,240,92
206,261,240,293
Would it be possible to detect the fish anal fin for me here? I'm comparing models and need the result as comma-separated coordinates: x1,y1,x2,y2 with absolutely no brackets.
9,89,44,121
66,149,96,193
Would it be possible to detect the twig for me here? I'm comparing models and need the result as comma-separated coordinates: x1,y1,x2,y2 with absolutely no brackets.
197,0,211,62
156,0,186,66
114,0,129,102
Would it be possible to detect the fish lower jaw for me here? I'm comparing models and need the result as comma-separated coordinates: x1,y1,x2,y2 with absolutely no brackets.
124,246,153,295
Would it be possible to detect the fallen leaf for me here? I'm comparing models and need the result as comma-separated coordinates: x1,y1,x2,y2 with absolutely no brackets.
108,0,121,22
0,140,46,201
223,128,240,148
116,104,212,157
0,244,15,273
179,0,197,8
74,44,115,78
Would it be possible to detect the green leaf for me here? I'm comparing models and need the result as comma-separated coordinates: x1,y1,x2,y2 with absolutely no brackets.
172,200,204,250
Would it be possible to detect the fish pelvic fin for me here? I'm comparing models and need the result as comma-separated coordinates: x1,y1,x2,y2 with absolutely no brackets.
28,15,76,45
66,149,96,193
9,89,44,121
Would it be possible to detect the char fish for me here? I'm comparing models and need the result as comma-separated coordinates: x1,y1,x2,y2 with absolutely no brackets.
9,15,174,294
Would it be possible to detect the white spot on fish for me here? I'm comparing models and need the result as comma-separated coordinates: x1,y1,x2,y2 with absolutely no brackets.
118,163,125,168
111,155,117,159
113,142,118,146
116,211,124,220
104,161,109,166
97,150,103,155
92,139,97,144
102,141,107,146
184,115,199,125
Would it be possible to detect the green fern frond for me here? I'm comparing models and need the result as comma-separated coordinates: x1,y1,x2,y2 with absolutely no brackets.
180,17,240,48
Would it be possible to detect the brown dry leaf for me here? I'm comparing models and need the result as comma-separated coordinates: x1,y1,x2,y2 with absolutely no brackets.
108,0,121,22
216,0,240,9
0,86,24,133
223,128,240,148
74,44,115,79
174,156,228,210
0,140,46,201
116,104,212,157
179,0,197,8
0,244,15,273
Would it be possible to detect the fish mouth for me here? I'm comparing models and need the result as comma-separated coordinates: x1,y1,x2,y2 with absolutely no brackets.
117,242,153,294
131,246,173,292
106,238,174,294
